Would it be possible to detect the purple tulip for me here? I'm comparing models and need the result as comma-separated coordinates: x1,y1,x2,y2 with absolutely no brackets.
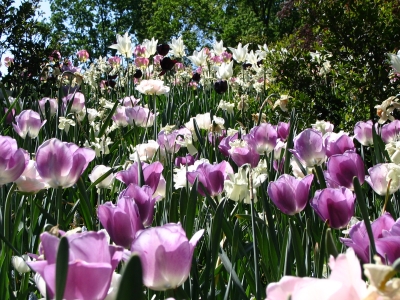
4,108,15,124
131,223,204,291
98,195,144,248
0,135,29,185
277,121,290,141
381,120,400,143
186,160,233,197
218,132,238,157
267,174,314,215
175,154,195,167
365,163,400,196
157,127,191,155
228,138,260,168
35,138,95,188
119,183,158,227
311,187,355,229
290,129,326,167
28,231,123,300
354,120,374,146
248,123,278,154
125,106,155,127
340,212,398,263
325,151,365,190
62,92,85,113
39,97,58,117
13,110,46,139
112,106,129,127
323,132,355,158
115,161,164,194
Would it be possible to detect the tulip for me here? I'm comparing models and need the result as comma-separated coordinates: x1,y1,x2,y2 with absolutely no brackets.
214,80,228,94
157,129,186,155
125,106,155,127
98,195,144,248
156,44,170,56
367,163,400,196
13,109,46,139
12,255,31,273
35,138,95,188
135,79,170,95
340,212,398,263
4,108,15,125
112,106,128,127
277,122,290,141
311,187,355,229
62,92,85,113
228,138,260,168
131,223,204,291
175,154,195,167
185,112,212,131
186,160,233,197
218,132,239,157
290,128,326,167
169,36,186,58
132,140,159,162
266,248,367,300
228,43,249,63
28,231,124,300
115,161,164,195
353,120,374,146
249,123,278,154
267,174,314,215
188,49,208,66
215,61,234,80
109,32,132,58
142,37,158,58
381,120,400,143
0,135,29,186
15,160,49,193
88,165,114,189
77,49,89,62
325,151,365,190
323,132,355,158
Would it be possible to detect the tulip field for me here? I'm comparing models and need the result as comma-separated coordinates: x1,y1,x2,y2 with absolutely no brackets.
1,34,400,300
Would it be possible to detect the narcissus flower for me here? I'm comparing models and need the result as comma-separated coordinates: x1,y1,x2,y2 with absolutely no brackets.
131,223,204,291
35,138,95,188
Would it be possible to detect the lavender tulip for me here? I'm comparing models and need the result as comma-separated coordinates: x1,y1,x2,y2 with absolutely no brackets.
119,183,158,227
15,160,49,193
115,161,164,195
0,135,29,185
354,120,374,146
13,109,46,139
325,151,365,190
267,174,314,215
35,138,95,188
98,195,144,248
311,187,355,229
365,163,400,196
381,120,400,143
290,129,326,167
131,223,204,291
157,128,189,155
277,121,290,141
323,132,355,158
218,132,238,157
186,160,233,197
125,106,155,127
63,92,85,113
175,154,195,167
249,123,278,154
228,138,260,168
340,212,397,263
38,97,58,117
28,231,123,300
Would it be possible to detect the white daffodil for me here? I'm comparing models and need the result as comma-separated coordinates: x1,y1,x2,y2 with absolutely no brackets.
218,100,235,114
169,36,186,58
375,96,400,124
188,49,208,66
272,95,292,112
228,43,249,63
388,50,400,73
109,32,132,58
58,117,75,133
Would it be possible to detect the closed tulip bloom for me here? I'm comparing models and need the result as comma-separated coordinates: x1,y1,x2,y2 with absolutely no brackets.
88,165,114,189
125,106,155,127
28,231,124,300
290,129,326,167
311,187,355,229
340,212,396,263
38,97,58,117
228,139,260,168
115,161,164,195
35,138,95,188
186,160,233,197
62,92,85,113
0,135,29,186
98,196,144,248
12,255,31,273
13,110,46,139
354,120,374,146
249,123,278,154
365,163,400,196
131,223,204,291
277,121,290,141
381,120,400,143
267,174,314,215
323,132,355,158
326,151,365,190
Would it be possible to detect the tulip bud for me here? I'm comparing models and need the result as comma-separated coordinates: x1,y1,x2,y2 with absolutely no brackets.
12,255,31,273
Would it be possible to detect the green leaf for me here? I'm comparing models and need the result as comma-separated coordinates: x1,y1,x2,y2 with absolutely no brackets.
55,237,69,300
116,254,143,300
325,228,339,259
185,177,198,240
289,219,306,277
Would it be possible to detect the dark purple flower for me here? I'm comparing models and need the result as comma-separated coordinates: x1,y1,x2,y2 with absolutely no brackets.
311,187,355,229
175,154,196,167
156,44,170,56
214,80,228,94
134,69,143,79
267,174,314,215
160,57,177,71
